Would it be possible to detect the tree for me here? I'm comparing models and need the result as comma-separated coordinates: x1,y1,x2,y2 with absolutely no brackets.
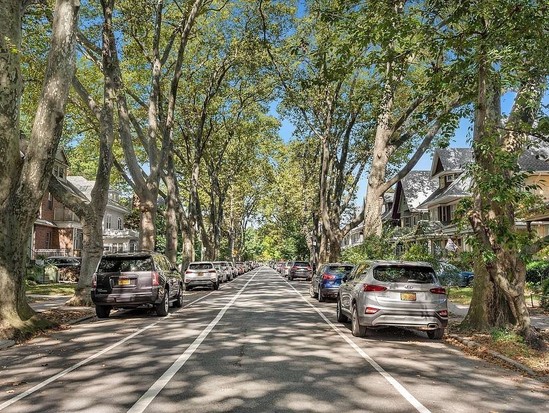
454,0,549,348
0,0,80,339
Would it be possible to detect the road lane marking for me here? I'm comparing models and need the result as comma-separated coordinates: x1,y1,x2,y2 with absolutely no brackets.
285,278,432,413
0,287,219,411
127,271,259,413
0,322,158,411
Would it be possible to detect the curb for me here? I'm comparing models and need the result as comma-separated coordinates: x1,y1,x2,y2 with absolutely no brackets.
68,314,95,325
0,340,15,350
448,334,547,382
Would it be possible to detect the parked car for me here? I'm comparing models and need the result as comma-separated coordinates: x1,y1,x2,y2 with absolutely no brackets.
212,261,230,282
337,261,448,339
310,263,354,301
435,262,474,287
44,256,81,282
185,261,219,290
91,251,183,319
288,261,312,281
282,261,292,278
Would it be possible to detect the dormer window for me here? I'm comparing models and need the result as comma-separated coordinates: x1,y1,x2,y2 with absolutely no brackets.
446,174,455,183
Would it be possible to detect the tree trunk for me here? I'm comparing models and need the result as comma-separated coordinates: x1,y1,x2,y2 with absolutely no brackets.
0,0,79,339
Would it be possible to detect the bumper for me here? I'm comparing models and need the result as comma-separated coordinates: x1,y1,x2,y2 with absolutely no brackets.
185,279,216,288
92,291,160,307
290,271,312,279
319,286,339,298
358,308,448,330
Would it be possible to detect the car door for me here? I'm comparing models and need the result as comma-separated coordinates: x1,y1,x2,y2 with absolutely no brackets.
340,263,369,315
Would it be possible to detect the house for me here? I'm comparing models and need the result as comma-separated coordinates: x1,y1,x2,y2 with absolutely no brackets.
32,150,85,259
417,147,549,254
67,176,139,253
31,150,138,259
390,170,439,229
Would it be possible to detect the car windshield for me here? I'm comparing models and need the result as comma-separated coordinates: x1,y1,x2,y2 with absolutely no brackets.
373,265,436,284
189,263,213,270
97,257,152,273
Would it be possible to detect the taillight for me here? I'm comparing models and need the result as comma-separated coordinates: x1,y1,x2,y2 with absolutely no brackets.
185,270,191,274
363,284,387,292
365,307,379,314
437,309,448,317
152,271,160,286
430,287,446,295
291,266,297,271
322,274,336,280
92,274,97,289
307,266,312,271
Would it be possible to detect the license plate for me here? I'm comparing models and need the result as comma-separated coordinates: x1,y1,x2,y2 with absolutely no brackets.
118,278,131,286
400,292,416,301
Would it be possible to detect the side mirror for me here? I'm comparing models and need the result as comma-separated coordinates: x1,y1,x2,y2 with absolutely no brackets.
342,276,348,283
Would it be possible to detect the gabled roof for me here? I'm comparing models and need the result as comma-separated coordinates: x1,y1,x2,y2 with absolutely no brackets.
430,148,473,178
400,171,439,212
67,176,129,212
419,174,472,209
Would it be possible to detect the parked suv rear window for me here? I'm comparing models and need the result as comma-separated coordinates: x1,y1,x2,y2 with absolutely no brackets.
189,263,213,270
97,256,153,273
293,262,309,267
373,265,436,284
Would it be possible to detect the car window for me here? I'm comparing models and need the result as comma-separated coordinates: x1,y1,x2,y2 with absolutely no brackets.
97,257,153,273
293,261,309,267
349,263,371,280
373,265,436,284
189,263,213,270
327,265,353,275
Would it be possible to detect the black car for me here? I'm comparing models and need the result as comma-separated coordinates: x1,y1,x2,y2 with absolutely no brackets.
288,261,313,281
91,251,183,318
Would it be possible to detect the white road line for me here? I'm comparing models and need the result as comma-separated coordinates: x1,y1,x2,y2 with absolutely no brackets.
285,279,432,413
0,322,158,411
127,271,258,413
0,287,216,411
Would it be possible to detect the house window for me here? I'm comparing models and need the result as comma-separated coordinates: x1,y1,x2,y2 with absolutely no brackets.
48,193,53,210
117,217,123,230
438,205,453,224
105,214,112,230
45,231,52,249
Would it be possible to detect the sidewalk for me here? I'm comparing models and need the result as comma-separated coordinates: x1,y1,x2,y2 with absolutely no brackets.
448,301,549,330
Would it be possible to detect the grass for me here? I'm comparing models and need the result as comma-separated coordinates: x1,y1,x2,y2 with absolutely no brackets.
447,287,473,305
25,282,76,296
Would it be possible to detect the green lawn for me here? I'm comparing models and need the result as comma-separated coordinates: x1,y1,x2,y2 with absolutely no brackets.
26,282,76,296
447,287,473,305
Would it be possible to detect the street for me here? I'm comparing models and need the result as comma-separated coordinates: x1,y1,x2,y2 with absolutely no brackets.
0,267,547,413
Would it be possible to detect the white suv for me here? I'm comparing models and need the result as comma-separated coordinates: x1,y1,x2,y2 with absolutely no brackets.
184,261,219,290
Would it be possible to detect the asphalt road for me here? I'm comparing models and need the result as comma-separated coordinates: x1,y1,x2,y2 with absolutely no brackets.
0,267,547,413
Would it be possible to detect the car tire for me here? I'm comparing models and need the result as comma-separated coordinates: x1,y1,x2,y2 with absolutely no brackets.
351,303,367,337
336,297,348,322
427,328,444,340
95,305,111,319
309,283,316,298
317,286,324,302
173,285,183,308
288,275,293,281
213,282,219,291
155,289,169,316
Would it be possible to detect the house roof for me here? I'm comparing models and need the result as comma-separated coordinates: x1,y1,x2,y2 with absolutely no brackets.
431,147,549,177
419,174,472,209
400,171,439,211
67,176,129,212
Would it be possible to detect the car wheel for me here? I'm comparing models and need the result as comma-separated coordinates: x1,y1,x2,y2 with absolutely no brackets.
173,285,183,308
95,305,111,319
288,275,293,281
317,286,324,302
213,282,219,291
351,303,367,337
156,290,169,316
336,297,348,322
427,328,444,340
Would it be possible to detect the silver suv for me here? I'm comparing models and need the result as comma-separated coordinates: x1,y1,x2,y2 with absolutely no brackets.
184,261,219,290
336,261,448,339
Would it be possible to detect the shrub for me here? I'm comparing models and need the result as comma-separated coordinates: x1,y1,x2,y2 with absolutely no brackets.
541,278,549,309
525,260,549,285
341,235,395,264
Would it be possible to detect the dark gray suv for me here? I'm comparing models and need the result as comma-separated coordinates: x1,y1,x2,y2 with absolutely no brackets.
91,252,183,318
